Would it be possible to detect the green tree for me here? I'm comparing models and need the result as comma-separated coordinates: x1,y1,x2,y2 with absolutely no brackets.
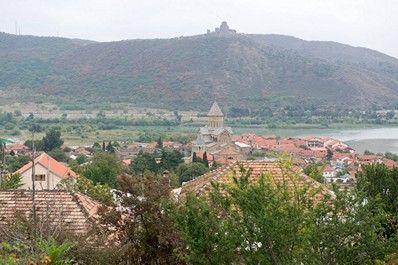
385,151,398,162
356,163,398,238
130,152,158,175
76,154,87,165
42,128,64,152
14,110,22,116
192,152,198,163
172,192,236,264
6,155,31,173
364,150,375,155
211,160,218,169
175,162,209,185
156,137,163,148
59,176,114,206
27,112,34,120
101,173,183,264
5,173,23,189
173,160,395,264
202,151,209,168
160,149,184,172
303,163,324,183
24,139,44,151
48,148,68,162
80,151,123,188
302,186,389,264
326,148,333,160
106,141,115,153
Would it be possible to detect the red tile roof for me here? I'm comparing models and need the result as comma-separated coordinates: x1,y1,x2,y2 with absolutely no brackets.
196,152,214,161
75,147,91,155
7,143,29,151
0,190,101,234
319,137,332,143
122,159,131,167
322,166,336,172
216,150,240,156
180,161,329,202
382,159,398,169
15,152,77,179
357,155,383,162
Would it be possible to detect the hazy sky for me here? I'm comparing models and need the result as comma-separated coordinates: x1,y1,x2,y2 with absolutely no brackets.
1,0,398,58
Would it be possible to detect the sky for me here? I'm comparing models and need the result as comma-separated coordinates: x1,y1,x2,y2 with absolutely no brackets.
1,0,398,58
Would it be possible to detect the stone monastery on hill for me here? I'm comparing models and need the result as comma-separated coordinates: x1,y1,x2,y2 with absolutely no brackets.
192,101,250,164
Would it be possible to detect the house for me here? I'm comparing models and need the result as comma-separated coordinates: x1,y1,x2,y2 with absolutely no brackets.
15,152,77,190
74,147,91,156
357,155,384,163
304,136,322,148
234,141,252,155
6,143,30,155
0,190,101,234
176,160,330,202
214,149,241,165
322,166,337,178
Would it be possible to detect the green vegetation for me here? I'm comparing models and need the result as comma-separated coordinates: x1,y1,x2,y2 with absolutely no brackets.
59,176,114,206
356,163,398,238
5,173,23,189
175,162,209,185
172,161,397,264
79,151,123,188
43,128,64,152
2,31,398,114
130,149,184,176
0,238,75,265
2,159,398,264
303,163,325,183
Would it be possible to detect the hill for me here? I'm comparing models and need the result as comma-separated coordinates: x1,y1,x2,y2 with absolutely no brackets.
1,25,398,111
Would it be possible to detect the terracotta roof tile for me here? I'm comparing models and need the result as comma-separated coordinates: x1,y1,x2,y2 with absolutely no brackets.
7,143,29,151
0,190,102,234
180,160,329,202
15,152,77,179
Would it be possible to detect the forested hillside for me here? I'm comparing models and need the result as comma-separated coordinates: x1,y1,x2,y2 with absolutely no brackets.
1,30,398,111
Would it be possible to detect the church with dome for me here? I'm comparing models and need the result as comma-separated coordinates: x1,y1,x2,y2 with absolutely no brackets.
192,101,251,164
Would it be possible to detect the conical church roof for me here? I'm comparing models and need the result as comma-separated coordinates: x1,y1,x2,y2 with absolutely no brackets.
207,101,224,117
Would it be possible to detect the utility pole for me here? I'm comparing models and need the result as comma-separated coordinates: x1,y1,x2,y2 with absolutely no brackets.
31,130,38,259
0,141,7,190
0,144,2,190
47,155,50,189
2,143,6,190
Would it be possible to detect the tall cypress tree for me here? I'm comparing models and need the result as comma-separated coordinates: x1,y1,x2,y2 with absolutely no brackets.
203,151,209,168
192,152,198,163
156,137,163,148
106,141,115,153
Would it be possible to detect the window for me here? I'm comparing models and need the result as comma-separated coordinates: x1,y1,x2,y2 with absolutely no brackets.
34,174,46,181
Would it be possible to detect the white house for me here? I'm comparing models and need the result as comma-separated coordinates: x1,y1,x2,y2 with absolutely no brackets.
15,152,77,190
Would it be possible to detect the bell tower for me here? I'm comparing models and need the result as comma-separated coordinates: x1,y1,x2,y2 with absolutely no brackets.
207,101,224,129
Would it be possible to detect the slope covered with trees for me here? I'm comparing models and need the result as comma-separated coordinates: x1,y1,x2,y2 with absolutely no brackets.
1,30,398,111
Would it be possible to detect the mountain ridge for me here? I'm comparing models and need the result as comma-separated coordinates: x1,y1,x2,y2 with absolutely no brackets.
1,29,398,111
